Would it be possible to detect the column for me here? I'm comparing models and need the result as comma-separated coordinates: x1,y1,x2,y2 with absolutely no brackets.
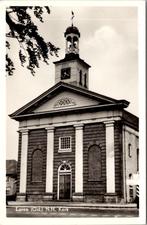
17,129,28,201
44,126,54,201
104,121,117,203
73,124,84,201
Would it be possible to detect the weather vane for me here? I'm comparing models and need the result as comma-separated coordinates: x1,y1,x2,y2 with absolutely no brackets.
71,11,75,26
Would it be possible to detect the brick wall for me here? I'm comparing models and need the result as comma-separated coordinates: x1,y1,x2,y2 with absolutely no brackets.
83,123,106,201
26,129,47,194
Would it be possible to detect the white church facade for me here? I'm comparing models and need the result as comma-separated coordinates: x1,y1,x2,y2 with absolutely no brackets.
10,24,139,203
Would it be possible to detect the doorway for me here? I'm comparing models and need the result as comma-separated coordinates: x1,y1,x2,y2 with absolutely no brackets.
58,162,72,200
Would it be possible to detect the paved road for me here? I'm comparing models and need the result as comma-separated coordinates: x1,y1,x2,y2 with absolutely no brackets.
7,206,139,217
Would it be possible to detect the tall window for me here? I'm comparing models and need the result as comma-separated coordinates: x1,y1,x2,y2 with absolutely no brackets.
129,173,133,200
88,145,101,181
32,149,43,182
84,73,87,88
79,70,82,85
128,143,132,158
137,148,139,172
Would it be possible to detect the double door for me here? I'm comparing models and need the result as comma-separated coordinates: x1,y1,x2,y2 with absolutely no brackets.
59,174,71,200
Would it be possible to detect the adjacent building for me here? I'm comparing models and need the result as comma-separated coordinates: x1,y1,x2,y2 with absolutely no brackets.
6,160,17,199
10,24,139,203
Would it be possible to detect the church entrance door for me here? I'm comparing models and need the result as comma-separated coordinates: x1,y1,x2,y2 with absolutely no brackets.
58,163,72,200
59,174,71,200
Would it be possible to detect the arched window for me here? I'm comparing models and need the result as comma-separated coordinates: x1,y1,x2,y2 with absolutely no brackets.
79,70,82,85
59,163,71,172
84,73,87,88
129,173,132,179
128,143,132,158
137,148,139,172
88,145,101,181
73,36,78,48
32,149,43,182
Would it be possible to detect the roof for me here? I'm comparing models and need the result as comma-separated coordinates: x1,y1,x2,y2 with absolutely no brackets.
64,25,80,37
53,54,91,68
10,81,130,121
122,110,139,131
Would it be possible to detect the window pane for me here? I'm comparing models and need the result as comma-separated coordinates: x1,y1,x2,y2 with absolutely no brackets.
59,137,71,151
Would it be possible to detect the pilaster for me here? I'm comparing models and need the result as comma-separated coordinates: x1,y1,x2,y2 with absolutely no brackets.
17,129,29,201
73,124,84,201
45,126,54,200
104,121,118,203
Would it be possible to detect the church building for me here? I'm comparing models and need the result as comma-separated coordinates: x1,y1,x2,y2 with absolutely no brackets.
10,23,139,203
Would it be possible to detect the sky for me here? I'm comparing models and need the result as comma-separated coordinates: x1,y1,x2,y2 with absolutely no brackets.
6,5,139,160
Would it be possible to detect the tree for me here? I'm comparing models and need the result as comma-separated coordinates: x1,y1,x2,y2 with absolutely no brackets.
6,6,60,75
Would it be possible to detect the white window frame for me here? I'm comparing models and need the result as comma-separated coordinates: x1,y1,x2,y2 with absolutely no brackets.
59,136,72,152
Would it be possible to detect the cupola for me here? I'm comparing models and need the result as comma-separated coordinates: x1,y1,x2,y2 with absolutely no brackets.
54,12,91,89
64,25,80,56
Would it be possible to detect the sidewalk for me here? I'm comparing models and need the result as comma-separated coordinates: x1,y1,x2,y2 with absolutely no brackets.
7,201,137,210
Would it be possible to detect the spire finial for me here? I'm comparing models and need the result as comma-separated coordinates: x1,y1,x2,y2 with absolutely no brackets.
71,11,74,26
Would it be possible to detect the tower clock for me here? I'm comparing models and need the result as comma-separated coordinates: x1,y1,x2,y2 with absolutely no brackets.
61,67,71,80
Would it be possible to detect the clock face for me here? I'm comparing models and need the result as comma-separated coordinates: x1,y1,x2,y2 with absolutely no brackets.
61,68,71,80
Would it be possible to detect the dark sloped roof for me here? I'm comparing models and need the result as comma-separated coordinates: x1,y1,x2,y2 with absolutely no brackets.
64,26,80,37
122,110,139,131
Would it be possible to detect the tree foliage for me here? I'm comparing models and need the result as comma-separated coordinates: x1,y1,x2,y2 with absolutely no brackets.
6,6,60,75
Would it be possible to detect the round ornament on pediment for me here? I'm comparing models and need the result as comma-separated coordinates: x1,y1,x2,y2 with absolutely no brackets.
54,97,76,108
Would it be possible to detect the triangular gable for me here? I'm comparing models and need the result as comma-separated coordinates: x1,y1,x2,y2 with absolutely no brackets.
33,90,100,113
10,82,129,120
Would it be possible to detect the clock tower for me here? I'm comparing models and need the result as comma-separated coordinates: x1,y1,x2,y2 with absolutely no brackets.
54,24,91,89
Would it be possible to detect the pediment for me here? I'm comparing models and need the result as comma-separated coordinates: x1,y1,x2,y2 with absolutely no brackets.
33,90,100,113
10,82,129,120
